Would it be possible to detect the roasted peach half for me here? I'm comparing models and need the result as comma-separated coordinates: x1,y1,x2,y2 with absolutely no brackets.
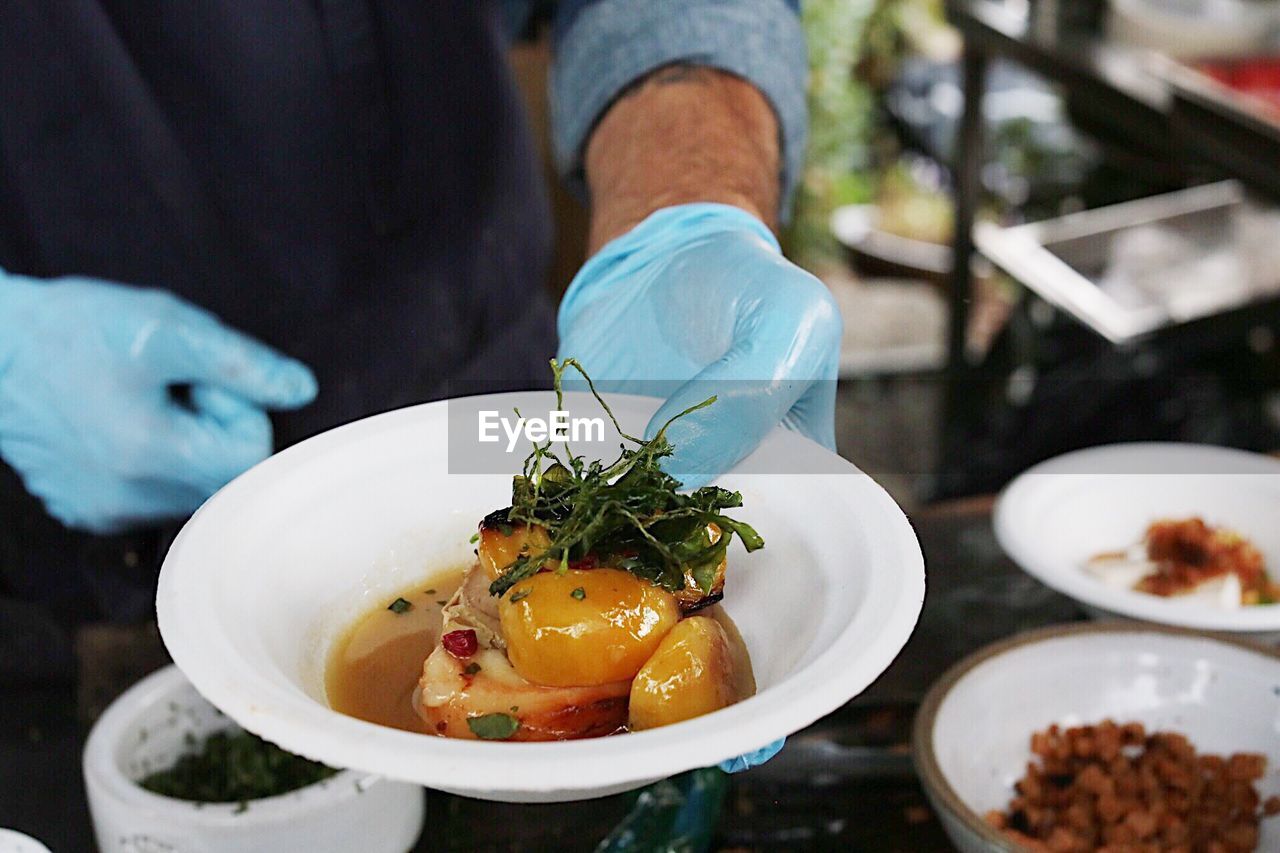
628,616,748,731
498,568,680,687
477,514,554,582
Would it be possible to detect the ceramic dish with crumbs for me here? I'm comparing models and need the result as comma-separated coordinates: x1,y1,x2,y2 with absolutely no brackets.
913,622,1280,853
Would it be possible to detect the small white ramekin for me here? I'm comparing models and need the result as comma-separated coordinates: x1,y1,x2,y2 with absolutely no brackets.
0,829,52,852
84,665,424,853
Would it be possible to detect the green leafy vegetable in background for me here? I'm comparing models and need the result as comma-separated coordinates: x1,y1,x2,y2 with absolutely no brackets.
138,729,337,805
487,359,763,599
784,0,878,269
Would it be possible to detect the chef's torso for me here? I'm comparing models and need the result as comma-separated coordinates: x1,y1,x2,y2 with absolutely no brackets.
0,0,557,622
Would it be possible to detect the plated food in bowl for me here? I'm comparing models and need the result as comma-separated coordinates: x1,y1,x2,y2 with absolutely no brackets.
913,623,1280,853
329,361,763,742
156,373,924,801
327,549,756,743
994,443,1280,638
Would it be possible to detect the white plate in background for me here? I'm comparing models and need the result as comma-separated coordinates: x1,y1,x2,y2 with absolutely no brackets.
995,442,1280,636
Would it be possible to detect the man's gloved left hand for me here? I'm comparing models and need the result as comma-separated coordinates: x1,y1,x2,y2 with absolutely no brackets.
0,274,317,534
557,202,843,773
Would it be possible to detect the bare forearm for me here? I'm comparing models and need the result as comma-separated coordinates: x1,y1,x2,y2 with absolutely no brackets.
583,65,781,253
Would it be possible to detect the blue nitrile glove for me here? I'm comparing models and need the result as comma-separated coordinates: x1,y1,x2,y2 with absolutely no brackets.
557,203,842,487
0,272,317,534
558,203,842,775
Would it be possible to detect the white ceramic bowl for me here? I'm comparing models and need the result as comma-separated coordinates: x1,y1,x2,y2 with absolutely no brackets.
156,392,925,802
913,623,1280,853
0,830,51,853
84,665,424,853
994,443,1280,641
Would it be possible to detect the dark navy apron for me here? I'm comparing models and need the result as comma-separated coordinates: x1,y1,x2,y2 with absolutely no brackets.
0,0,557,644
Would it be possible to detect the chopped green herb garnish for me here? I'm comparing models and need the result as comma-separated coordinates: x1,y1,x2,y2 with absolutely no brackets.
138,730,337,804
467,713,521,740
509,589,530,604
488,358,763,599
425,588,436,595
570,587,586,600
436,600,448,606
469,532,480,544
463,662,482,675
510,706,519,712
387,597,413,614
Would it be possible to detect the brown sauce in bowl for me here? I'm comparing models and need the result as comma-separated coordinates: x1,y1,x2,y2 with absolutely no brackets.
325,567,753,736
325,568,466,734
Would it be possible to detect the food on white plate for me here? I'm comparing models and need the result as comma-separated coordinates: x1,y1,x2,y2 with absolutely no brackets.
327,359,761,741
1085,518,1277,609
987,719,1280,852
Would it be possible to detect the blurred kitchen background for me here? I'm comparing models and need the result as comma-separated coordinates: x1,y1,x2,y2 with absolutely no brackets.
519,0,1280,516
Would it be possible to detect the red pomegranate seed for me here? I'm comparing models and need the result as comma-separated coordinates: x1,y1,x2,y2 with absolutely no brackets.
569,553,598,570
442,629,478,659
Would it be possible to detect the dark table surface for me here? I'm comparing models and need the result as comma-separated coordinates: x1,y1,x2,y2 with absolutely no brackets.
0,498,1084,852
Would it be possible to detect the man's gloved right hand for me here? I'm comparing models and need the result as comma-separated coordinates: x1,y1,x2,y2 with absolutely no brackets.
0,272,317,534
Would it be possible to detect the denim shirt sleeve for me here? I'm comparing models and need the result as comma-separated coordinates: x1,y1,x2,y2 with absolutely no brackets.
549,0,808,219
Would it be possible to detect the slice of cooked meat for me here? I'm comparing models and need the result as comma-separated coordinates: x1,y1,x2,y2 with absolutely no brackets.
420,561,631,741
416,645,629,741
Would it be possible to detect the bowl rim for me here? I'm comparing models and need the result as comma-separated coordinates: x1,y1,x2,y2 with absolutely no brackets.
910,620,1280,850
0,829,52,853
83,664,379,825
157,393,927,799
994,442,1280,632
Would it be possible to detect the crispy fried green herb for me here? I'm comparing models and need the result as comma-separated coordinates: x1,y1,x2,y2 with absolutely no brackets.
467,713,521,740
138,729,337,804
387,597,413,614
487,359,764,598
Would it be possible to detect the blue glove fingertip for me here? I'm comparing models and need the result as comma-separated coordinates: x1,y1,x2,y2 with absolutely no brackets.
718,738,785,773
266,360,319,409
